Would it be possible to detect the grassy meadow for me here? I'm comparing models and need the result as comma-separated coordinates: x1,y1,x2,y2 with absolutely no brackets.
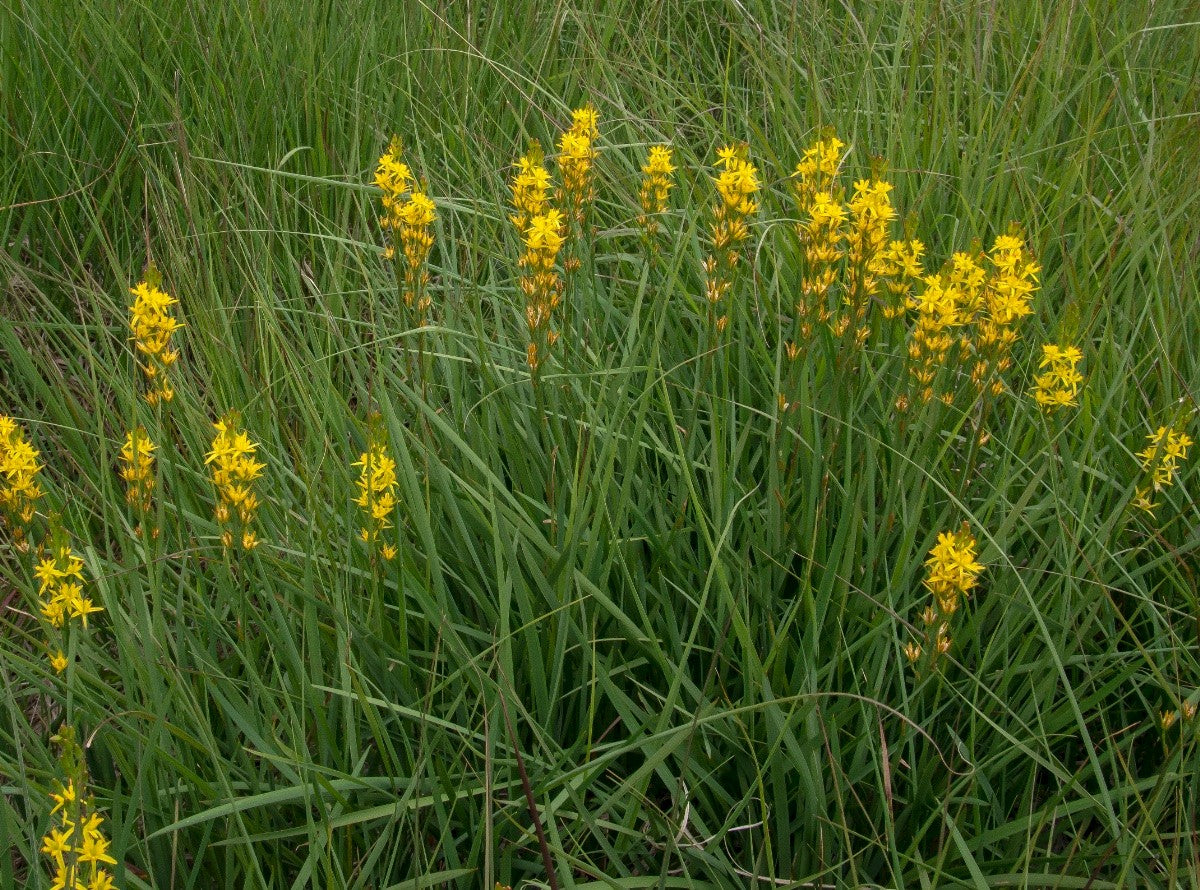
2,0,1200,886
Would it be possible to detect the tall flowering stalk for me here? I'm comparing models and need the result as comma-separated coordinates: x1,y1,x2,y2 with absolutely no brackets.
376,136,437,325
556,104,599,233
119,426,157,536
353,414,399,562
41,728,117,890
905,268,964,405
906,523,984,668
510,143,565,374
34,531,102,673
0,415,43,550
791,134,846,341
838,176,896,344
205,412,265,550
128,268,183,406
880,236,925,320
1031,343,1083,412
963,233,1040,397
704,144,760,333
637,144,676,251
1133,423,1193,513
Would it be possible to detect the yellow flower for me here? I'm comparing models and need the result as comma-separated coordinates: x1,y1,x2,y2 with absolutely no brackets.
128,274,184,405
376,136,437,318
637,144,675,244
50,649,69,673
923,523,984,615
38,547,99,631
353,417,399,559
119,426,157,518
557,103,599,225
206,413,266,550
1032,342,1084,412
1134,423,1193,513
0,415,43,547
704,144,760,330
41,827,74,869
509,142,552,235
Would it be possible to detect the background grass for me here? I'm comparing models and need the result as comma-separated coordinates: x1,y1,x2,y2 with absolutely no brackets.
2,0,1199,886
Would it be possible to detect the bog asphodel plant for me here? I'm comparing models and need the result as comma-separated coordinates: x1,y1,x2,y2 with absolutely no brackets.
0,414,43,550
637,144,676,251
353,414,399,562
35,525,102,674
128,267,183,406
704,143,760,332
41,727,117,890
510,141,565,373
1032,342,1084,412
839,174,897,344
1133,422,1193,513
205,411,265,550
907,523,984,668
556,103,599,231
376,136,437,322
119,426,157,535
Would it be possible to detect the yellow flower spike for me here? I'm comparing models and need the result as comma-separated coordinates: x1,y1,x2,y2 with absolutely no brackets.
119,427,158,527
375,136,437,321
923,523,984,617
1032,342,1084,412
128,268,184,405
206,412,266,550
557,103,599,227
637,144,676,246
354,415,400,561
1134,423,1192,514
0,415,44,549
704,143,760,333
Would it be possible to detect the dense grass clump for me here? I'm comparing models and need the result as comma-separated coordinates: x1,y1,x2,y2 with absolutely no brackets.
2,1,1199,887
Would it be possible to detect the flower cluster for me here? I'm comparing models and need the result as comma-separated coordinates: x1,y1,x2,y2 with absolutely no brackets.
637,144,676,246
353,417,399,561
509,142,553,236
0,415,42,549
791,135,846,339
1133,423,1193,513
835,177,897,342
205,413,265,550
703,144,760,331
923,523,984,616
1031,343,1083,412
119,427,157,531
35,538,102,675
376,137,437,319
906,524,984,668
962,234,1040,396
880,237,925,320
905,267,963,404
128,273,183,405
556,104,599,228
41,733,117,890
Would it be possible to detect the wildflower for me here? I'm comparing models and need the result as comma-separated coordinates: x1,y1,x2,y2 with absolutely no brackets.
962,232,1040,397
880,238,924,319
518,208,566,373
790,133,847,339
1032,343,1083,412
37,545,95,631
41,749,116,890
205,412,265,550
1160,709,1177,731
1134,423,1193,513
376,136,437,321
839,177,896,343
119,427,157,533
509,141,552,236
128,269,184,405
905,269,964,403
0,415,43,549
704,143,760,331
557,103,599,227
903,641,922,664
923,523,984,616
353,415,399,561
637,144,676,246
49,649,69,673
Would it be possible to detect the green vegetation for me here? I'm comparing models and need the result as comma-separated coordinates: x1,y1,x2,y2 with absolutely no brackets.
2,1,1198,886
